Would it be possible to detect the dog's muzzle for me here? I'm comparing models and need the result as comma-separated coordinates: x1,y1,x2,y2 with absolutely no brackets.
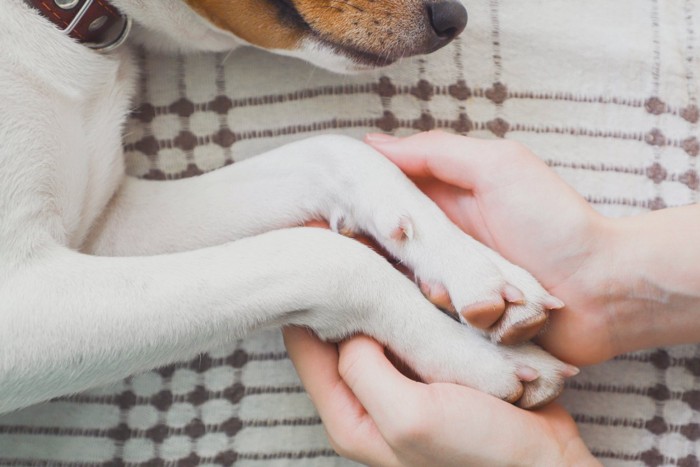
24,0,131,53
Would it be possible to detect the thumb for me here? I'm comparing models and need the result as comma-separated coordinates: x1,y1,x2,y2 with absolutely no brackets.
365,131,521,191
338,336,423,432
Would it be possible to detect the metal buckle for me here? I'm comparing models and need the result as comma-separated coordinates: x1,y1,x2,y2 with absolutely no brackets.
59,0,93,34
88,15,132,53
58,0,131,53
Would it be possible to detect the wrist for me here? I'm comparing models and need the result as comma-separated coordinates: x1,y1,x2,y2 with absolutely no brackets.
534,409,599,467
560,437,602,467
595,208,700,354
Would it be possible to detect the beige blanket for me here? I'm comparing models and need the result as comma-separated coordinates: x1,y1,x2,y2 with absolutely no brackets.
1,1,699,465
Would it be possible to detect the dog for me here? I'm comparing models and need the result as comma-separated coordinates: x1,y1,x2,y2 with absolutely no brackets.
0,0,574,415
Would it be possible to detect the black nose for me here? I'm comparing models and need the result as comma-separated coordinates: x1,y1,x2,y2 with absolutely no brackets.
428,1,468,40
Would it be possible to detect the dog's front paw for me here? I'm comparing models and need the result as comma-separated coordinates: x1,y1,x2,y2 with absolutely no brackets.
501,342,577,408
482,256,565,345
398,310,575,409
310,137,562,345
299,234,576,410
406,226,564,345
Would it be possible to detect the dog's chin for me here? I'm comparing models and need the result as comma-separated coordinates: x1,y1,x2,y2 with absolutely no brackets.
281,38,399,75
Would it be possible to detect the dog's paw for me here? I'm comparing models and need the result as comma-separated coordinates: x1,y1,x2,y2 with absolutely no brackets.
501,342,577,408
405,226,564,345
483,255,565,345
314,138,562,345
303,232,575,410
401,312,575,409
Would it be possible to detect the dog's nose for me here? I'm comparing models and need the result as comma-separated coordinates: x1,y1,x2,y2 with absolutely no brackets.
427,1,468,40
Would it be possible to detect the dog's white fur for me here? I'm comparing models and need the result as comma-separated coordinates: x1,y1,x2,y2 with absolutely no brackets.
0,0,567,413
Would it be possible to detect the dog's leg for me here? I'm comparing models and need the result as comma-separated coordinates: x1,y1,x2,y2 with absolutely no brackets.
87,135,557,344
2,228,564,412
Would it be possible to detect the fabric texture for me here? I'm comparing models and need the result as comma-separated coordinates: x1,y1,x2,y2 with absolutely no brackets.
1,1,699,465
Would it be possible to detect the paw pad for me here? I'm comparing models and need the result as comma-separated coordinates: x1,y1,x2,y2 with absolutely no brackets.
460,299,505,329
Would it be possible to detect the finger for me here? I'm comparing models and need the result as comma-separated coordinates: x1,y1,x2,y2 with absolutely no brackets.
338,336,423,434
282,328,398,465
411,178,489,242
283,326,342,399
365,131,500,189
365,131,539,191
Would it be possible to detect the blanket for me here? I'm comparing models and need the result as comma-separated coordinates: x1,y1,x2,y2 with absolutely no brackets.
1,1,699,465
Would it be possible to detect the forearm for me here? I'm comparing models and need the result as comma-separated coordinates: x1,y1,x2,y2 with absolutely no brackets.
601,204,700,352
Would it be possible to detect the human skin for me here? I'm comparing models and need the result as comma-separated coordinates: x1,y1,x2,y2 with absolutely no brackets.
284,329,598,466
365,131,700,366
283,131,700,465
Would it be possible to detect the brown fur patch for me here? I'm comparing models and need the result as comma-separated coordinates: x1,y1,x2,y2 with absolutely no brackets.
185,0,428,54
184,0,306,50
185,0,456,64
291,0,427,56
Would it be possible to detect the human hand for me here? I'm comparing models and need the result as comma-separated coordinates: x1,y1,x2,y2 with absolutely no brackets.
283,327,598,467
364,131,619,366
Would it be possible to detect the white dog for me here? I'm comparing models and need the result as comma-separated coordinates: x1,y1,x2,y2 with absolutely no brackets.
0,0,574,414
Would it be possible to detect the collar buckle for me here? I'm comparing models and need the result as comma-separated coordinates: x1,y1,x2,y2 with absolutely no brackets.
88,15,132,53
26,0,131,53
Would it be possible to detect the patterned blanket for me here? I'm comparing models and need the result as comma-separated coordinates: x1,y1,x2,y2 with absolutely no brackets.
1,1,699,465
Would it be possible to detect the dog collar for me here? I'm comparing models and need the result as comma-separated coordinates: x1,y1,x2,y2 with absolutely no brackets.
25,0,131,52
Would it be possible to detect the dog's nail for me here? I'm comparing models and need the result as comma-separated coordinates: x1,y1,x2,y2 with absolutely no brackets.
502,284,525,304
544,296,565,310
365,133,398,144
460,299,505,329
516,366,540,382
563,364,580,378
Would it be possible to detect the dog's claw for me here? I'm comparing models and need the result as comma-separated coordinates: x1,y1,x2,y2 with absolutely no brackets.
563,364,580,378
544,295,565,310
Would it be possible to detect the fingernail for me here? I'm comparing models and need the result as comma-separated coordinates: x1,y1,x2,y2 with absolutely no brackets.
544,296,565,310
365,133,398,144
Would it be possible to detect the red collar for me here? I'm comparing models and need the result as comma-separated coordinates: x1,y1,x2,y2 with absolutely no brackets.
25,0,131,52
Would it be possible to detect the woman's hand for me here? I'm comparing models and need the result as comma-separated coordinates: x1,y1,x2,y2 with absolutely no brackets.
366,131,615,365
366,131,700,365
283,327,598,467
283,131,700,465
